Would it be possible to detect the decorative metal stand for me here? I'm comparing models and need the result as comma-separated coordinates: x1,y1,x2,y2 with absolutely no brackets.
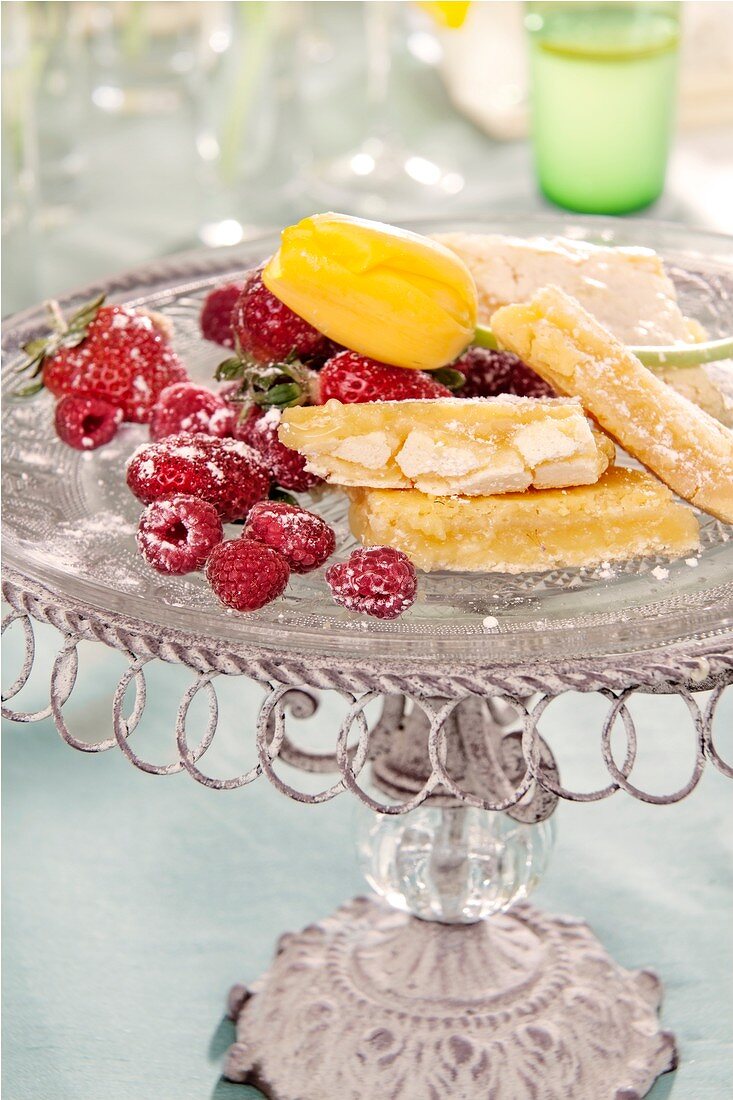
4,572,731,1099
3,225,733,1099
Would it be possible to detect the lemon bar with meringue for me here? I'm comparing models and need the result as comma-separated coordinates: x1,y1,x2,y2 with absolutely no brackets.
279,396,614,496
435,232,731,426
491,286,733,523
348,467,699,574
434,233,702,344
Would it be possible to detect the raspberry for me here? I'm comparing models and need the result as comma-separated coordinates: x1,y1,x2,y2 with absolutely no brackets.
232,267,328,363
206,539,290,612
149,382,236,441
243,501,335,574
318,351,451,404
454,348,554,399
54,394,123,450
137,495,223,575
40,303,188,422
234,407,322,492
126,432,270,523
326,546,417,619
200,283,242,348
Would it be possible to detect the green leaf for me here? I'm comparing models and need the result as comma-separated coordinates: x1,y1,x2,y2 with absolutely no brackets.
16,351,45,376
26,358,45,379
62,331,87,350
15,379,45,398
283,358,311,382
21,337,48,358
69,292,105,328
254,382,301,408
431,367,466,390
249,368,281,390
268,487,299,506
215,356,245,381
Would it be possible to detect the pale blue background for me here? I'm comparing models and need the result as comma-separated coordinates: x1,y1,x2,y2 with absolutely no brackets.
3,4,733,1095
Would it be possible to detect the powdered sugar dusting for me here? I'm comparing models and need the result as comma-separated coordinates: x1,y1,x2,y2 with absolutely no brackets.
126,431,269,522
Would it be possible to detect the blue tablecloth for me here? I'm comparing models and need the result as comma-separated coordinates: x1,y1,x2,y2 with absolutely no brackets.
2,624,732,1099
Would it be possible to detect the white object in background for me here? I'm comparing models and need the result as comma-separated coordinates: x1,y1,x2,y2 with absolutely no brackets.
678,0,733,129
436,1,529,140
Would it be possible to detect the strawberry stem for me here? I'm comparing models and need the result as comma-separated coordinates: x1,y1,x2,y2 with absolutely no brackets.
215,351,313,410
46,299,68,335
15,293,107,399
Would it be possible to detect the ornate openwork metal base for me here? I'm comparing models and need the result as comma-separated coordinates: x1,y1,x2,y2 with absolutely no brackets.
225,895,676,1100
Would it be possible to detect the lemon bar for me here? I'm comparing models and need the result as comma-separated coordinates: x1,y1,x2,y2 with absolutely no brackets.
279,396,614,496
434,233,702,344
348,468,699,573
491,286,733,524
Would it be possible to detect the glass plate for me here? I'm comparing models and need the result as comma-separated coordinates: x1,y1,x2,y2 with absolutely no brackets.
2,215,732,666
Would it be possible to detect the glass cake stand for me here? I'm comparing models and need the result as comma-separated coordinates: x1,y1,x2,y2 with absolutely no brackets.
2,217,732,1100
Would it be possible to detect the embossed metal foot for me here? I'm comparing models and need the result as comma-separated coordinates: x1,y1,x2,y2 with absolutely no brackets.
224,895,677,1100
226,983,251,1021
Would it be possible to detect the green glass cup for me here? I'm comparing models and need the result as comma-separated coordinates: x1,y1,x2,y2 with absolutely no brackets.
526,1,680,214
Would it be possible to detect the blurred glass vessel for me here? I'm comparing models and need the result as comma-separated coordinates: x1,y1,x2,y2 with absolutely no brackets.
526,1,680,214
28,1,88,219
303,1,465,218
194,2,305,247
1,2,40,311
86,0,214,115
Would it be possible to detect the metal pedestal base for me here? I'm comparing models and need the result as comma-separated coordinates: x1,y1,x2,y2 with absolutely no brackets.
224,895,677,1100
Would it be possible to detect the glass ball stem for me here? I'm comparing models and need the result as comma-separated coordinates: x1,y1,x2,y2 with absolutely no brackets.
357,801,556,925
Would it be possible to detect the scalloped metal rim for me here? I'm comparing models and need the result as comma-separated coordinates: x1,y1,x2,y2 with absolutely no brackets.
4,569,731,695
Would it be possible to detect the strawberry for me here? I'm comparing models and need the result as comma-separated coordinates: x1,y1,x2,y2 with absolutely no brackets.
200,283,242,348
318,351,452,404
231,267,328,364
234,407,322,492
18,295,188,423
126,432,270,523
